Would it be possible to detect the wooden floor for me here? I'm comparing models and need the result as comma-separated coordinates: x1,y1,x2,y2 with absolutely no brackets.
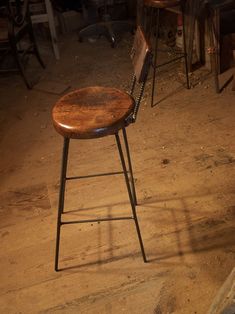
0,33,235,313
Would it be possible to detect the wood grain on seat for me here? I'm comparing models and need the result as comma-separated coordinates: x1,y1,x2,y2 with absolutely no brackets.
52,86,135,139
144,0,181,8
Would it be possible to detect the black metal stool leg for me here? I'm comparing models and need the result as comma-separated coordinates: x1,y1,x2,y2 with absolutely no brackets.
115,132,147,262
181,4,190,89
55,137,70,271
151,8,160,107
143,6,148,33
144,7,154,39
122,128,137,206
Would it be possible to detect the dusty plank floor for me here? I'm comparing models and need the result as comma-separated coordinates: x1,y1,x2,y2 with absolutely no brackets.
0,33,235,314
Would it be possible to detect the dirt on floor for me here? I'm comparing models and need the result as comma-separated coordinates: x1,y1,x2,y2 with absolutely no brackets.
0,31,235,314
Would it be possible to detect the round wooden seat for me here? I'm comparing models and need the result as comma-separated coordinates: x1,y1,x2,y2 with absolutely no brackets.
144,0,181,8
52,86,135,139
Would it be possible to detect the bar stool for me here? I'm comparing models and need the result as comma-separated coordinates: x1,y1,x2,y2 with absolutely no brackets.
144,0,190,106
52,26,152,271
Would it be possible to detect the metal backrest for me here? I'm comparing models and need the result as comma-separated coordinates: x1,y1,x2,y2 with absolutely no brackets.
129,26,152,122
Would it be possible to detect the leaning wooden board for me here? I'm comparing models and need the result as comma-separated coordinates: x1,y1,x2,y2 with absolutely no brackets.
207,267,235,314
233,71,235,91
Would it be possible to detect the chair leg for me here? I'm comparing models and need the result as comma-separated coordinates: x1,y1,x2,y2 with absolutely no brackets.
149,7,155,39
45,0,60,60
122,128,137,206
106,21,116,48
181,4,190,89
9,39,32,89
151,8,160,107
208,9,220,93
28,23,45,68
115,132,147,262
55,137,70,271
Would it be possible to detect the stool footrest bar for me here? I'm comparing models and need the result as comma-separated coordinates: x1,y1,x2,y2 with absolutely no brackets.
155,55,186,69
61,216,134,225
66,171,125,181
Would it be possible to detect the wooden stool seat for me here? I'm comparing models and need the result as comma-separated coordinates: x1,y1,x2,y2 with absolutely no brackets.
144,0,181,9
52,86,135,139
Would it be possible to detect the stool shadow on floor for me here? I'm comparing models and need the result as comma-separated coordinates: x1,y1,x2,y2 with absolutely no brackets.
137,191,235,263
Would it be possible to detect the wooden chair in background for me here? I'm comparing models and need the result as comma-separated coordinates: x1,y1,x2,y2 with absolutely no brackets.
206,0,235,93
0,0,45,88
30,0,60,60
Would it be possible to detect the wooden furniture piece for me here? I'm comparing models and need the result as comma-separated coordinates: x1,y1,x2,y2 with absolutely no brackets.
0,0,44,88
175,0,235,93
52,26,152,271
233,70,235,91
208,267,235,314
206,0,235,93
143,0,190,106
30,0,60,60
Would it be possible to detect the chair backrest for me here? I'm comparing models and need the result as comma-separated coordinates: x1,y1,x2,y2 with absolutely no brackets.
130,26,152,84
7,0,29,26
128,26,152,122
